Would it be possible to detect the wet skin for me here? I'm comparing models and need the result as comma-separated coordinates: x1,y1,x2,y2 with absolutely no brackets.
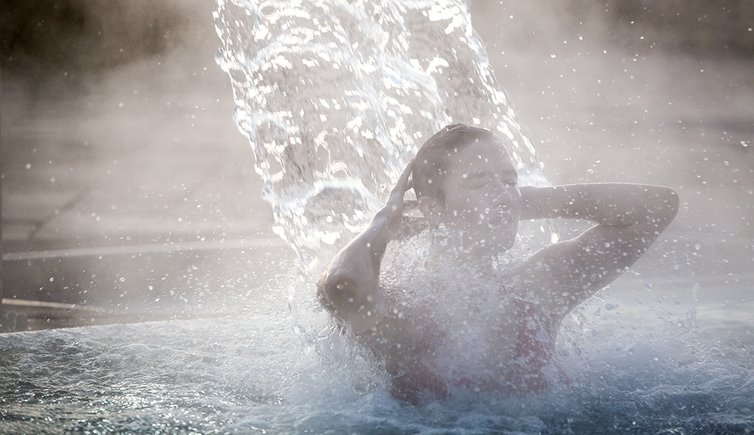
318,136,679,402
418,140,521,257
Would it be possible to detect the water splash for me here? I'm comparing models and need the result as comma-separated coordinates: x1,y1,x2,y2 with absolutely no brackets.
214,0,549,276
1,299,752,433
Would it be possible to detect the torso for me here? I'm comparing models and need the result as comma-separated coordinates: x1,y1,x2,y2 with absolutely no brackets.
360,235,567,400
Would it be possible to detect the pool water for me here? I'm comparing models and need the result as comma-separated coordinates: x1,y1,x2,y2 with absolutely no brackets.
2,278,752,434
3,1,751,433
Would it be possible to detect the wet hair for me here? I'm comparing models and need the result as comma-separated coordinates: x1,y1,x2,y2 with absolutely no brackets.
412,123,501,203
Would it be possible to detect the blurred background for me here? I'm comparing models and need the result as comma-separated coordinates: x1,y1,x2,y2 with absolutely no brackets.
1,0,752,331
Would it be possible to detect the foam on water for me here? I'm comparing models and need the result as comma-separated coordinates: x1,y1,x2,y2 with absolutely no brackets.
2,1,752,433
1,282,752,433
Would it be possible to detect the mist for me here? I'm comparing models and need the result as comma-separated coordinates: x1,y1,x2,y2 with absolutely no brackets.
1,1,753,432
2,0,281,324
1,0,753,327
470,2,754,296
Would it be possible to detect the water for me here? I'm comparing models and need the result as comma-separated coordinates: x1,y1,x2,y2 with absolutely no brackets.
208,0,754,430
213,0,548,275
2,1,753,433
1,280,753,433
213,0,557,341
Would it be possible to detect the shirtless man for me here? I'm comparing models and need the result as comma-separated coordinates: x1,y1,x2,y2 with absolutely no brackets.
317,123,679,402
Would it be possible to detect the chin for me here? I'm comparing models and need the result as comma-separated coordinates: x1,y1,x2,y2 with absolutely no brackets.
493,238,516,254
500,237,516,251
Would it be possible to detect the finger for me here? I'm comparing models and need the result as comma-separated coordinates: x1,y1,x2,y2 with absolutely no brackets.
391,159,414,195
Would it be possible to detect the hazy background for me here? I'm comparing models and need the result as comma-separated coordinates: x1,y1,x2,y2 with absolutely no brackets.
1,0,752,328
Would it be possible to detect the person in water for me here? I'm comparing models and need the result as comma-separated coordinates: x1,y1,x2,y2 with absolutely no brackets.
317,123,679,402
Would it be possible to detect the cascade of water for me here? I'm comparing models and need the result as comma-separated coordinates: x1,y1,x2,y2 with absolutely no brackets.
214,0,551,278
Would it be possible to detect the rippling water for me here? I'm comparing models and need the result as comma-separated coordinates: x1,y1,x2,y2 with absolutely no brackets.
1,280,752,433
2,1,752,433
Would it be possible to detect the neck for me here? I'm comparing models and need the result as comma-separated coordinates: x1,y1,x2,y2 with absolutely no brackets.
427,226,495,270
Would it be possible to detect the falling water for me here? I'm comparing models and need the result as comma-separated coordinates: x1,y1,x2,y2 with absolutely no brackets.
213,0,551,278
208,4,754,432
1,2,751,433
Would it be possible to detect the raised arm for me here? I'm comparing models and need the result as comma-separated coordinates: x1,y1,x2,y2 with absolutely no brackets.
513,183,679,313
317,161,414,333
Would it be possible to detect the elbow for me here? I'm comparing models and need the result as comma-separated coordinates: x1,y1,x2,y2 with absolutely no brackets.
317,268,381,329
658,187,680,225
317,270,360,314
317,271,341,312
641,187,679,231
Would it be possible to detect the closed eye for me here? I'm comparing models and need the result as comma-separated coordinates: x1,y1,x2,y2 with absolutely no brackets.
465,176,489,188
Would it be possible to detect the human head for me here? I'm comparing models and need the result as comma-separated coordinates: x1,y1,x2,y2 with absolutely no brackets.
412,123,521,254
412,123,495,203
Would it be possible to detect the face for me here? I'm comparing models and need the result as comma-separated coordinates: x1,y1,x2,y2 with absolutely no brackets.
425,139,521,256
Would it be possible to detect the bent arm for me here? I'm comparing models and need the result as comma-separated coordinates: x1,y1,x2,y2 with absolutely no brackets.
514,183,679,312
317,163,413,333
520,183,679,227
317,210,393,330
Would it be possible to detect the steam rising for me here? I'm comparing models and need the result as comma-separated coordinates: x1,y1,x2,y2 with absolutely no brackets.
1,0,271,315
0,0,752,432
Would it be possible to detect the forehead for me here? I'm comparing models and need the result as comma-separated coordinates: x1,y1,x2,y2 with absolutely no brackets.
447,139,515,173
